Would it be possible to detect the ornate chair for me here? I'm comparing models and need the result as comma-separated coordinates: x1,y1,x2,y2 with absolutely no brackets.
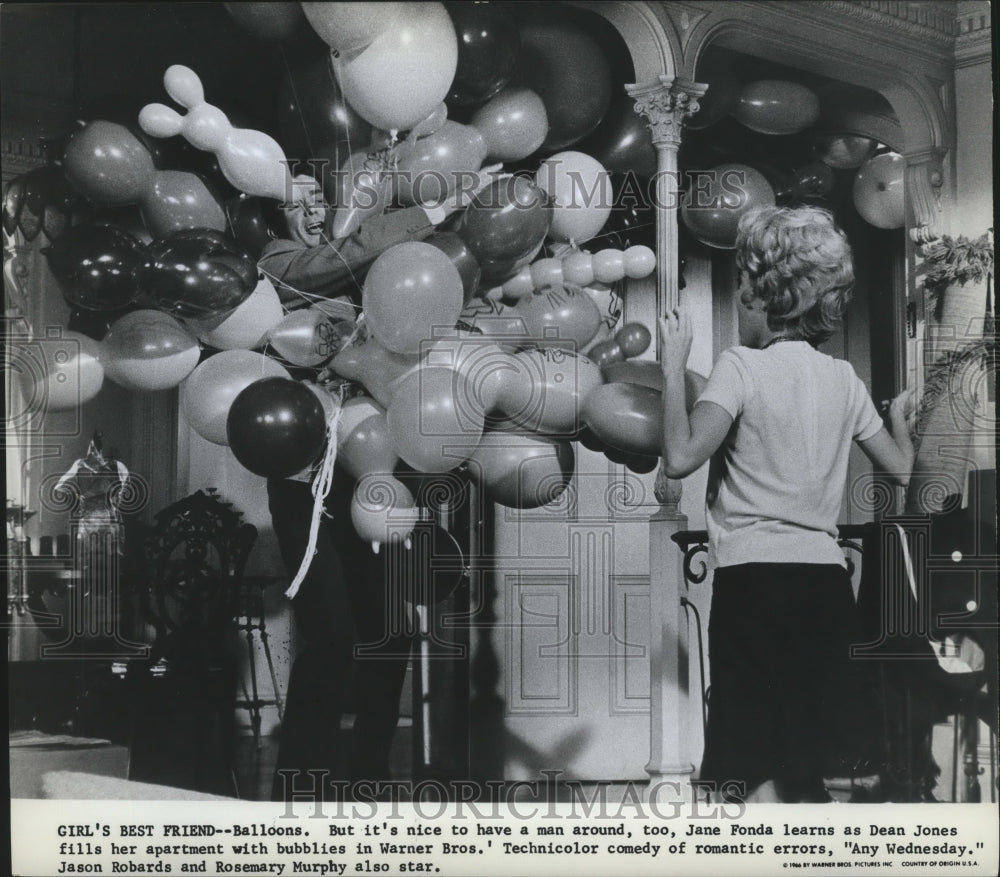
124,489,257,797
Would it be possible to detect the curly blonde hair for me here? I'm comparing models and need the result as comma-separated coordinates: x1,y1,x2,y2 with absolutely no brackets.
735,206,854,345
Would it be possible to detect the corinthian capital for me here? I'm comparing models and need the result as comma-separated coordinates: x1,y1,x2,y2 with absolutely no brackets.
627,75,708,148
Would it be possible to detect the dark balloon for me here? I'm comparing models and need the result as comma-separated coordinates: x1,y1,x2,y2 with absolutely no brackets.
227,377,327,478
685,72,741,131
445,1,520,108
583,382,662,456
45,223,147,312
225,2,305,40
599,172,656,249
277,52,372,168
580,93,656,180
587,339,624,369
622,453,658,474
781,160,836,202
425,231,482,303
5,163,88,243
615,322,652,358
514,6,614,152
226,196,279,260
455,175,552,285
140,228,257,320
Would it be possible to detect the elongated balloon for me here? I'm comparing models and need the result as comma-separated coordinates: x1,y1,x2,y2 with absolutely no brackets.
140,65,292,201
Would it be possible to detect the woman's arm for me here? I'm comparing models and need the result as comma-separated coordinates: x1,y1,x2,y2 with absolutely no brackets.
857,388,915,487
659,306,734,479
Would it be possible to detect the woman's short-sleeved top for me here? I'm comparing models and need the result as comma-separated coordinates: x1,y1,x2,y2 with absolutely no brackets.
697,341,883,569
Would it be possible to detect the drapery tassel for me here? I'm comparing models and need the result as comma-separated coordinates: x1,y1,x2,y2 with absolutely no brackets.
285,397,343,600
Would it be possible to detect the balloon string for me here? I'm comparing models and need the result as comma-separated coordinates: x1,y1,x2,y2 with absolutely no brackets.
315,228,365,294
285,394,343,600
258,266,364,313
279,45,316,160
325,52,354,166
585,223,657,247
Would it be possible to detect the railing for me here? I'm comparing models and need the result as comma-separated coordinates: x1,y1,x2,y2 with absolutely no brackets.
671,524,873,586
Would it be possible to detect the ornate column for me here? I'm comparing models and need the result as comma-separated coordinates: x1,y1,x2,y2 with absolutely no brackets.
626,75,706,796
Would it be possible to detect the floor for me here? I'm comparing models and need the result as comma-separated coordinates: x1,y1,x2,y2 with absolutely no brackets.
233,722,415,802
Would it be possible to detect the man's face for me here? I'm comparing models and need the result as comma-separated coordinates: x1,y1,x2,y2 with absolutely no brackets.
284,176,326,247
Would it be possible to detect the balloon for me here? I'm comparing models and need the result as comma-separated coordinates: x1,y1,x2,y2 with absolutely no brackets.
276,53,373,170
4,162,88,244
227,377,327,478
350,474,419,551
514,8,613,151
330,330,420,407
331,3,459,132
852,152,905,230
455,175,552,285
362,241,465,354
600,172,656,249
63,121,156,206
535,151,612,244
182,350,290,444
425,232,481,302
425,330,507,413
623,245,656,279
685,71,741,131
733,80,821,136
330,148,393,239
45,223,146,312
140,228,257,319
469,432,574,509
680,163,775,249
394,121,487,207
227,196,279,260
561,251,594,287
336,397,399,479
16,331,105,412
301,2,407,53
267,308,343,367
102,310,200,391
386,366,484,472
515,284,602,351
777,160,835,203
583,382,662,456
224,2,304,40
580,93,656,179
587,339,624,369
445,1,519,107
470,87,548,162
615,322,652,358
139,170,227,238
591,248,625,284
458,296,530,342
813,133,877,170
187,276,284,350
600,364,708,412
498,348,603,435
140,65,292,202
410,102,449,139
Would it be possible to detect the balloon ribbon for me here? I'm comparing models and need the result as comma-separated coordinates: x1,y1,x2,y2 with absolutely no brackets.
285,394,343,600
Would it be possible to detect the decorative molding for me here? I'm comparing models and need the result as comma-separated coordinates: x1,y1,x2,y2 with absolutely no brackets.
906,148,947,243
818,0,957,46
627,75,708,147
954,3,993,67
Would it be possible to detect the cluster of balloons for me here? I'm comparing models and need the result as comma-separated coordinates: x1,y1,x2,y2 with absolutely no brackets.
20,1,690,552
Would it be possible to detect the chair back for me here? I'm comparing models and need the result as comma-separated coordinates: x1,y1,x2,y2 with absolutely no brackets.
140,490,257,666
